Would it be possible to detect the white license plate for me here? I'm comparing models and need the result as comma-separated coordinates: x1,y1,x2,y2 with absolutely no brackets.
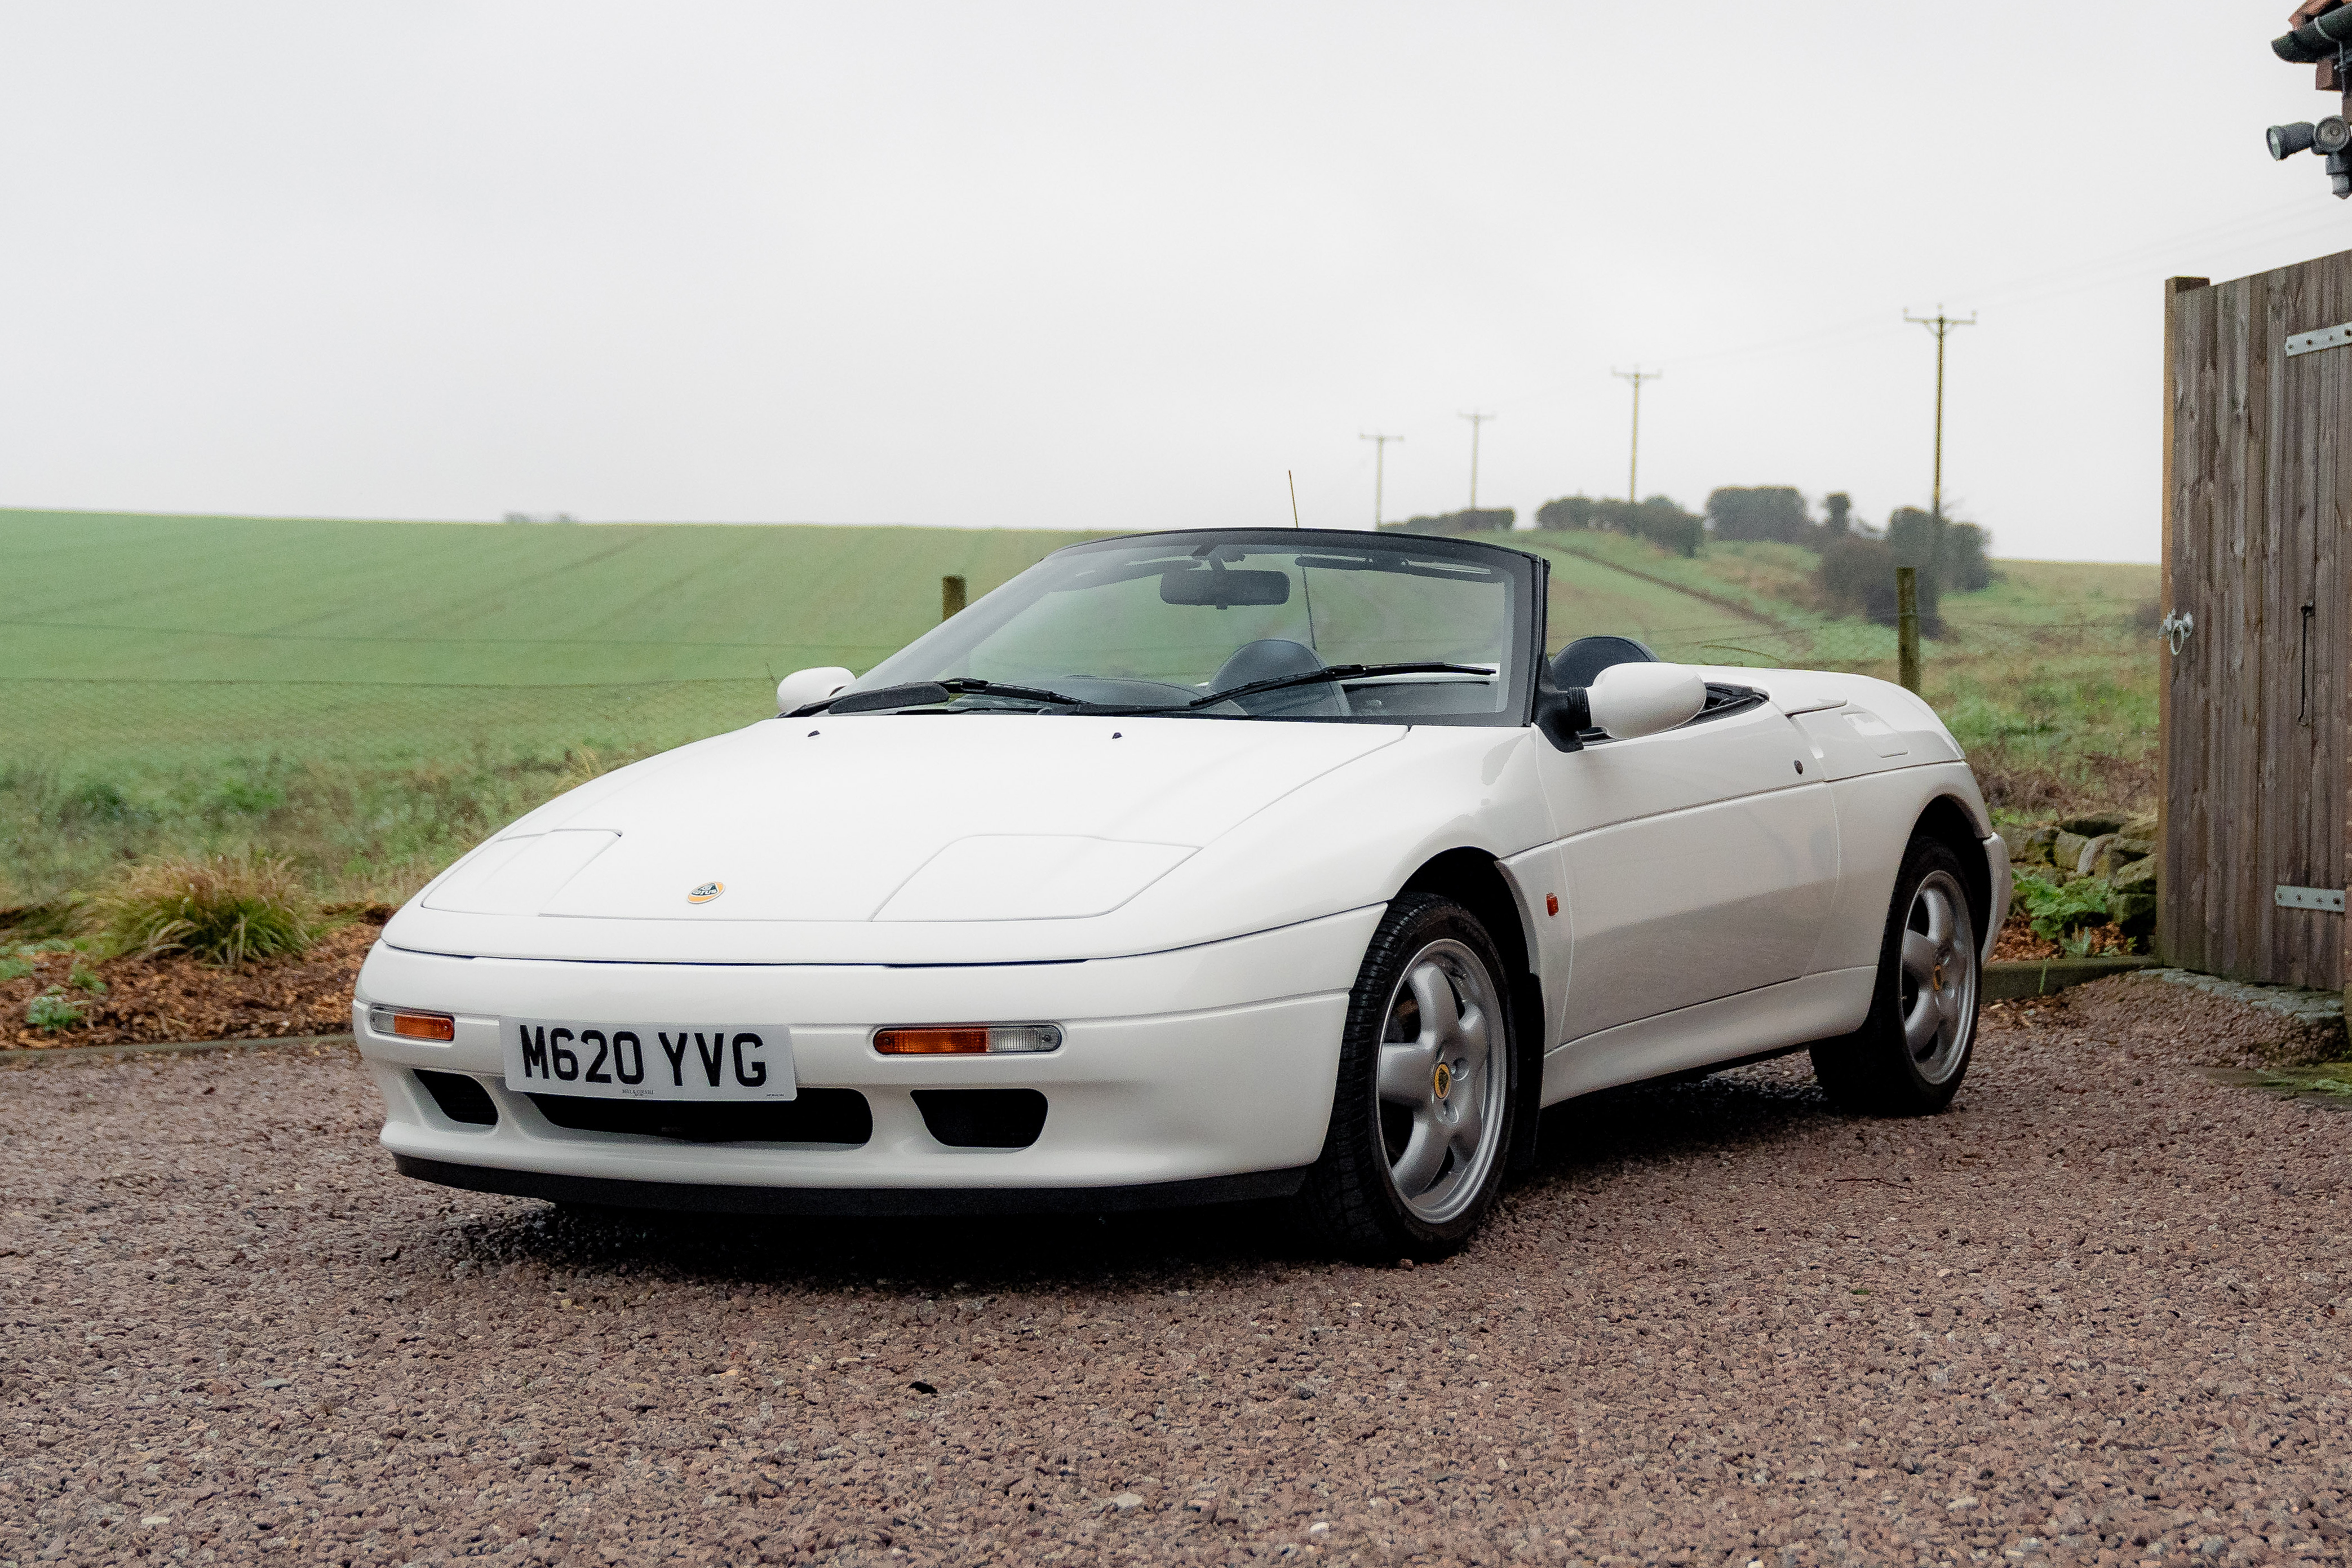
502,1020,797,1101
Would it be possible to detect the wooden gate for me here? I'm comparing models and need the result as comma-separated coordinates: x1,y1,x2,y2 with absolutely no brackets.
2161,255,2352,988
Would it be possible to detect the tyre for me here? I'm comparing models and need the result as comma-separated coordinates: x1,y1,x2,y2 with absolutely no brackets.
1811,835,1981,1115
1292,892,1518,1261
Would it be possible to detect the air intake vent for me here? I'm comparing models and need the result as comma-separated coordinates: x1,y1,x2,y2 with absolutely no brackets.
414,1070,499,1127
527,1089,872,1147
912,1088,1048,1149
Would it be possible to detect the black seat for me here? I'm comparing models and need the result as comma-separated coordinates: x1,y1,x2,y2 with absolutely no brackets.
1206,638,1345,716
1551,634,1658,689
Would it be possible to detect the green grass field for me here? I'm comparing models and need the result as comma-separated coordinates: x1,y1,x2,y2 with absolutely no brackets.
0,508,1092,685
1,508,2159,909
3,507,1808,687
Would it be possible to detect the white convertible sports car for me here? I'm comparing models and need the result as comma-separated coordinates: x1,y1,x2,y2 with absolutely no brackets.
356,528,2009,1258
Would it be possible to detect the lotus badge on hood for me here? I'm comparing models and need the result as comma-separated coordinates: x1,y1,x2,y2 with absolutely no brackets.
687,881,724,905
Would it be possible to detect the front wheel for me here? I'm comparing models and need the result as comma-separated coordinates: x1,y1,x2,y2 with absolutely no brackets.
1811,836,1981,1115
1292,893,1518,1261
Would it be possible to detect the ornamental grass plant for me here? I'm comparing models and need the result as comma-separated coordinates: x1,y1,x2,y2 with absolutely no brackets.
86,852,321,966
0,747,645,911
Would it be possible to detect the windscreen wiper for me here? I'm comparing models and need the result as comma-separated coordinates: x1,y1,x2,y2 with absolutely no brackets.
1182,662,1492,711
804,678,1088,716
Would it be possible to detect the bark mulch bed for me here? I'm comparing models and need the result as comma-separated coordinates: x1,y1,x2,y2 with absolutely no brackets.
2,914,380,1051
1990,911,2138,963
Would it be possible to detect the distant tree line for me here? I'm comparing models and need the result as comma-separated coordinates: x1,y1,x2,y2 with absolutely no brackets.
1532,495,1704,557
1537,484,1992,632
1818,510,1991,633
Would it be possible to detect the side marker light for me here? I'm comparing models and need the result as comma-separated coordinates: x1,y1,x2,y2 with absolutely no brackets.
1545,894,1560,916
874,1024,1063,1056
368,1006,455,1042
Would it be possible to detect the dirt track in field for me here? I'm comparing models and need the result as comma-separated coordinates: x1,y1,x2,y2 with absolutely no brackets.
4,975,2350,1567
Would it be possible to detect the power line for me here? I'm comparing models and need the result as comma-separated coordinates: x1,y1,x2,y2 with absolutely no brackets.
1468,197,2351,413
1610,369,1662,502
1358,433,1403,528
1684,198,2330,369
1458,412,1495,509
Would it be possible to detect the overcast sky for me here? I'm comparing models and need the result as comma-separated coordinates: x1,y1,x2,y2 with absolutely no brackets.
2,3,2345,561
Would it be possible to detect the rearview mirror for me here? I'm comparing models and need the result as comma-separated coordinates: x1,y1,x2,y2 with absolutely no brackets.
1159,568,1291,607
777,666,854,715
1586,662,1707,739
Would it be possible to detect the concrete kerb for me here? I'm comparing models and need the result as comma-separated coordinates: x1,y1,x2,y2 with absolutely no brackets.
2146,967,2346,1027
1,1032,356,1066
1982,955,2159,1000
1987,959,2346,1049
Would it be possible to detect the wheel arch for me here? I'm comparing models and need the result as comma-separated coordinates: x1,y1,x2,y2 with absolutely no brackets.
1396,847,1547,1175
1913,792,1992,942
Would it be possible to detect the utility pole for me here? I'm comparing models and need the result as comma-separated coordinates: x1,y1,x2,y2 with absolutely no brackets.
1903,307,1976,583
1610,368,1662,502
1458,411,1495,510
1359,433,1403,528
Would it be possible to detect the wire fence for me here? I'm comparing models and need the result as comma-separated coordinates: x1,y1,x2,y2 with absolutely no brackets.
1636,611,2150,682
1532,534,2155,680
1641,618,1903,671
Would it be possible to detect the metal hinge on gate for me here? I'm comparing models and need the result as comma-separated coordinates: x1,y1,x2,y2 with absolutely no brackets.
2275,884,2346,912
2288,322,2352,356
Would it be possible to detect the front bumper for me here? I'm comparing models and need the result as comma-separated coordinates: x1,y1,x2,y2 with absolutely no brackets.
355,906,1379,1210
386,1154,1310,1216
1982,832,2013,965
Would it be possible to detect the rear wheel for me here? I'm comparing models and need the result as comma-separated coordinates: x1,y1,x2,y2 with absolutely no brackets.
1292,893,1517,1261
1811,836,1980,1115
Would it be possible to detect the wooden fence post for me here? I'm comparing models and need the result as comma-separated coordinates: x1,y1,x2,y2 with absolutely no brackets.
942,575,967,621
1895,566,1921,694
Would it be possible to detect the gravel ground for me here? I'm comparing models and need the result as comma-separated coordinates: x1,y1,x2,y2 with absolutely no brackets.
4,974,2349,1568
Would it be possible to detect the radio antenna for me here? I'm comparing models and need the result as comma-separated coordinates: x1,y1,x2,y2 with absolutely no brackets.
1292,471,1318,643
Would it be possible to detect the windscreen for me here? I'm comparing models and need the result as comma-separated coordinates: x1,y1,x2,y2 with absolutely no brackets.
844,533,1536,724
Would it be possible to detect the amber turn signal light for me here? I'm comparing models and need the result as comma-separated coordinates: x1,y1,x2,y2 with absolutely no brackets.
367,1006,455,1043
873,1024,1062,1056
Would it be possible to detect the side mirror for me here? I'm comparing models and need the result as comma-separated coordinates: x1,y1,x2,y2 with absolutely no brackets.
1586,662,1707,739
777,666,854,715
1534,682,1592,752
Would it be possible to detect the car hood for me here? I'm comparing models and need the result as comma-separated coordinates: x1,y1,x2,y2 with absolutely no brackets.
384,715,1410,960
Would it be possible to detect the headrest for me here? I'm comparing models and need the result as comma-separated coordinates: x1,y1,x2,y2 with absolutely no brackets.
1551,634,1659,689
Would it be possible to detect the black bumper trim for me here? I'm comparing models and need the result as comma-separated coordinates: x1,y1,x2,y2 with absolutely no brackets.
391,1154,1308,1217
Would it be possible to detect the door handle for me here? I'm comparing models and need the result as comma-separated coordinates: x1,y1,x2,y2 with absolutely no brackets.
2158,609,2194,656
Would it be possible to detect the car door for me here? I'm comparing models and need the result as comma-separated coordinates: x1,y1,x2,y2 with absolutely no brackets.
1531,693,1839,1043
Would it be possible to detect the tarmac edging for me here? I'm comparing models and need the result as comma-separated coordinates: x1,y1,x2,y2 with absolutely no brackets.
0,1031,355,1065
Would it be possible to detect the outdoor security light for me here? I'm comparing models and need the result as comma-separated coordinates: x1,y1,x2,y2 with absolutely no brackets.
2267,113,2352,193
2271,120,2319,158
2272,8,2352,196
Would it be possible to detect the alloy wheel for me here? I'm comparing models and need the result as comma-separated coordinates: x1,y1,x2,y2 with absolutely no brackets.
1374,938,1509,1225
1897,869,1977,1085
